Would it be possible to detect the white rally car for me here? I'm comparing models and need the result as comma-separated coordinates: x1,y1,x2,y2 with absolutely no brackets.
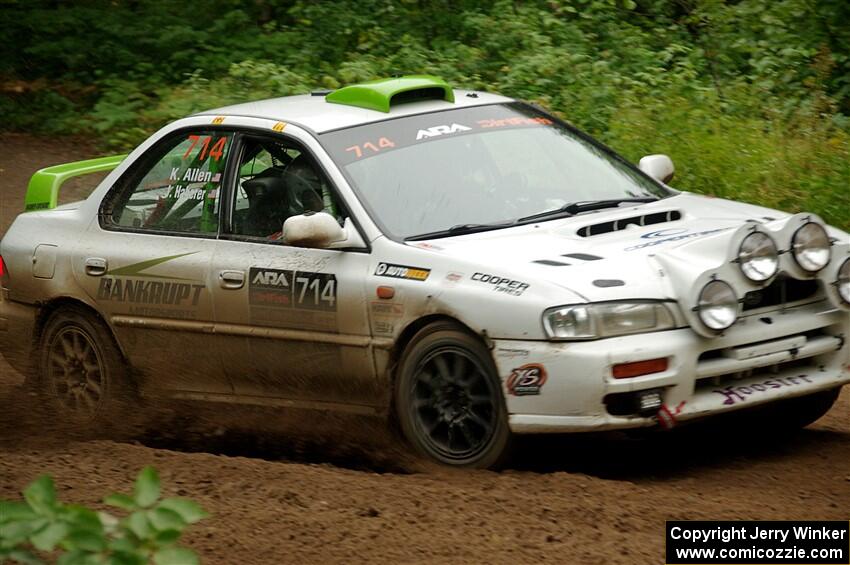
1,76,848,467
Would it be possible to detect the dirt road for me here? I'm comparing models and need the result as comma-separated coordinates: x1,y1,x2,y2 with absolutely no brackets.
0,133,847,564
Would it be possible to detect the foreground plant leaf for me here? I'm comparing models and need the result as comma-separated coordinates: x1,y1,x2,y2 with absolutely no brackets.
65,529,107,553
133,467,160,509
5,548,44,565
0,501,37,524
29,521,68,552
148,508,185,532
1,468,205,563
23,477,57,518
153,546,199,565
157,499,208,525
103,494,137,512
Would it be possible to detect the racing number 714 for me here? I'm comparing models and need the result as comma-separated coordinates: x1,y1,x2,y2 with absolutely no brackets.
295,276,336,309
183,135,227,161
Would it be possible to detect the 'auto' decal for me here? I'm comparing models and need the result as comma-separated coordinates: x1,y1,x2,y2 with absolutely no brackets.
375,263,430,281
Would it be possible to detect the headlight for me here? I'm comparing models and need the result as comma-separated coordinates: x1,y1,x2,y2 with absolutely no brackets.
543,301,675,340
792,222,831,273
696,280,738,331
838,258,850,304
738,231,778,282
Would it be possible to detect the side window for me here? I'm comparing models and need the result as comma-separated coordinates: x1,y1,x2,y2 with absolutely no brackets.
107,131,233,234
231,137,346,239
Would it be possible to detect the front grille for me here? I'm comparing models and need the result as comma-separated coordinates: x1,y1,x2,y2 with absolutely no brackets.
696,328,832,364
741,275,820,312
694,357,815,390
694,327,843,391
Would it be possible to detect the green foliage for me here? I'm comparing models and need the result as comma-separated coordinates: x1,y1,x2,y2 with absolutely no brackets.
607,90,850,227
0,467,208,565
1,0,848,228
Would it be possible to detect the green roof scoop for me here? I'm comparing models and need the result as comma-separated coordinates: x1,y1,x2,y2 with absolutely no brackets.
325,75,455,113
25,154,127,212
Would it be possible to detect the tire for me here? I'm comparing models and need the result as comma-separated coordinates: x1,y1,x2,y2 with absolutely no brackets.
769,386,842,430
38,305,133,431
394,321,511,468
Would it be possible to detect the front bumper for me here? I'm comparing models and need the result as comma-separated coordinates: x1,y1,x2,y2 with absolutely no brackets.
0,294,38,377
493,299,849,433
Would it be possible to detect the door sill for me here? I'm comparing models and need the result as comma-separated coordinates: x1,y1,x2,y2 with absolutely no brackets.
159,390,384,416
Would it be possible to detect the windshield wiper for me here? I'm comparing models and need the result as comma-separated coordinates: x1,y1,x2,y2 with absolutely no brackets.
404,197,660,241
405,221,516,241
517,197,659,223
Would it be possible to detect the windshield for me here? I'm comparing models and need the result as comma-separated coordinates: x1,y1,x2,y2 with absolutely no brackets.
320,103,670,240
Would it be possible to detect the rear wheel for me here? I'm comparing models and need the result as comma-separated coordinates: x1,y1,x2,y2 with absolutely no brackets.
394,321,511,468
39,306,133,430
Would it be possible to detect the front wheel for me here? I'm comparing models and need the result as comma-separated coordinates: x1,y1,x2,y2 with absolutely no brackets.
394,322,511,468
771,386,842,430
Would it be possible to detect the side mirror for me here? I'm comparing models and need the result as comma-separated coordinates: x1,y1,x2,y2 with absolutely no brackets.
639,154,675,184
282,212,365,249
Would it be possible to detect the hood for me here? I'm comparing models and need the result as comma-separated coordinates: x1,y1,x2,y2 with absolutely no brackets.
411,193,789,302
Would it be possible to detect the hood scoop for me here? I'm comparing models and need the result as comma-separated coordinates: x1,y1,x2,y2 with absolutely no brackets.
531,253,604,267
576,209,682,237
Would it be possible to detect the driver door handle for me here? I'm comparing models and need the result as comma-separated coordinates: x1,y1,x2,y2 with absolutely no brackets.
84,257,108,276
219,270,245,289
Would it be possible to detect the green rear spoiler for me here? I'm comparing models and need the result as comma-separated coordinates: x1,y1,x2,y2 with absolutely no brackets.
24,154,127,212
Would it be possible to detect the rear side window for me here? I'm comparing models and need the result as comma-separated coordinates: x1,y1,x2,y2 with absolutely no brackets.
105,131,233,234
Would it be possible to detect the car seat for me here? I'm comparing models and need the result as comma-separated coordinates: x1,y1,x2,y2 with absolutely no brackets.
285,156,325,214
242,175,291,237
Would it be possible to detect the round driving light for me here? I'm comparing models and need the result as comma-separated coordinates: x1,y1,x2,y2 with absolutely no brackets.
697,280,738,331
792,222,831,273
738,232,778,282
838,258,850,304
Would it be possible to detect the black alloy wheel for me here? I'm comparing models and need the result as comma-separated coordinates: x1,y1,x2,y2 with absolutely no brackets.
395,322,511,468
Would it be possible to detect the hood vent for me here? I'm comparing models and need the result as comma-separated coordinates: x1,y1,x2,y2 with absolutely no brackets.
563,253,602,261
531,253,605,267
533,259,570,266
577,210,682,237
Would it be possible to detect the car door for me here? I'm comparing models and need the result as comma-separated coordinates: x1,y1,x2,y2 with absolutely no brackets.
209,130,381,410
73,128,236,396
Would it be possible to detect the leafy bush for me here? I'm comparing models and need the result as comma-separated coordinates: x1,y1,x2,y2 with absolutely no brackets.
0,467,207,565
605,89,850,229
